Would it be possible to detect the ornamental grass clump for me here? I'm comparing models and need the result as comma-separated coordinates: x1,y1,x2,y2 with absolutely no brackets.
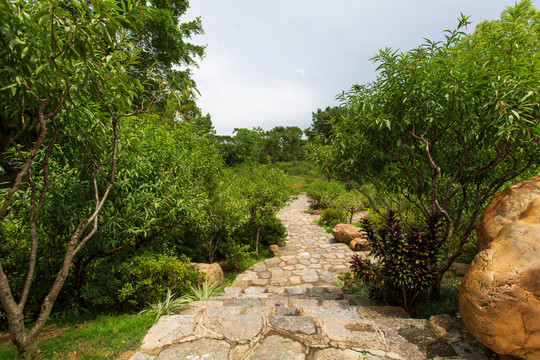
349,210,443,313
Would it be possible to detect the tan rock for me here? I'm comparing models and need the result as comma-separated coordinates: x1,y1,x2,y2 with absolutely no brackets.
350,237,370,251
476,175,540,251
460,181,540,359
331,224,364,245
269,244,281,257
190,262,226,287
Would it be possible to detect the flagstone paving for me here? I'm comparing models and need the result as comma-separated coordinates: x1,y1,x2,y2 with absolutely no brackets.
131,193,495,360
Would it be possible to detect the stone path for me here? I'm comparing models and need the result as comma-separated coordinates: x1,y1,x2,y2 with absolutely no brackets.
131,194,495,360
232,193,354,291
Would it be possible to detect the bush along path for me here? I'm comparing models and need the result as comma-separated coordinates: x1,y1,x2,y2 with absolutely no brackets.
130,194,494,360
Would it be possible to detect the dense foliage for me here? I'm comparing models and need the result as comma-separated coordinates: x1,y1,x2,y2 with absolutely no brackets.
308,1,540,294
215,126,305,166
0,0,292,358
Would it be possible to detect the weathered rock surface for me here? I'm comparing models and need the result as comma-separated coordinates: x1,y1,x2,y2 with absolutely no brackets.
350,237,370,251
460,175,540,360
475,174,540,251
331,224,365,245
191,262,226,287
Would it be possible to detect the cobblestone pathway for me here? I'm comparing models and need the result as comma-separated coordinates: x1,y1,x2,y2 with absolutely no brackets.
232,193,353,290
131,194,494,360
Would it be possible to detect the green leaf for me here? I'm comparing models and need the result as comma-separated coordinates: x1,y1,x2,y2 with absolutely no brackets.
0,83,18,92
8,38,25,50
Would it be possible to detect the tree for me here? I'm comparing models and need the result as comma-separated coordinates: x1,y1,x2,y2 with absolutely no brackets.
0,0,201,357
232,127,265,164
309,1,539,296
279,126,304,166
239,166,291,258
305,106,349,142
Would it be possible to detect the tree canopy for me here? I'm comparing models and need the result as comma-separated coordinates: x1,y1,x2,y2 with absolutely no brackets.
308,0,539,293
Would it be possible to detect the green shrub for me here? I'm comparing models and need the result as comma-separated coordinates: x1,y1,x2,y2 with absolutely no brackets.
82,252,201,312
319,208,346,228
349,210,443,312
228,213,287,251
222,239,253,270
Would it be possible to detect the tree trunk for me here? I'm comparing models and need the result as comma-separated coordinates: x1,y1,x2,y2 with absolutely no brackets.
15,337,38,360
255,225,261,259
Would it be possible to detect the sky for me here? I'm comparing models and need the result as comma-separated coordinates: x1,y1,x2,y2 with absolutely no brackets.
184,1,522,135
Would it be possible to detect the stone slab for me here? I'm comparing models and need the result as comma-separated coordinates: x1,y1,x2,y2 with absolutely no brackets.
269,315,316,334
156,338,230,360
320,318,385,348
375,319,457,360
203,306,264,341
248,335,306,360
141,314,198,352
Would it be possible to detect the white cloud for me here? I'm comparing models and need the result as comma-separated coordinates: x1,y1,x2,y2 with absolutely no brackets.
185,0,515,135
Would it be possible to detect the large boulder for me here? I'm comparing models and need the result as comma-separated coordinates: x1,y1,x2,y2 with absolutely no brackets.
331,224,365,245
459,175,540,360
191,263,226,287
476,174,540,251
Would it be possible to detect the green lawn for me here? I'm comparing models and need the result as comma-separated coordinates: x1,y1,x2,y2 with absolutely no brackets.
0,314,154,360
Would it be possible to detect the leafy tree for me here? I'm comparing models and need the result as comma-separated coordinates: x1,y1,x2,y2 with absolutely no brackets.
309,1,539,295
263,127,283,165
305,106,349,142
232,127,265,164
0,0,201,357
238,166,291,258
199,172,250,263
279,126,304,166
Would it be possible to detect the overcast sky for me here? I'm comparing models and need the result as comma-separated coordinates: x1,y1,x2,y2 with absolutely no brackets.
184,1,521,135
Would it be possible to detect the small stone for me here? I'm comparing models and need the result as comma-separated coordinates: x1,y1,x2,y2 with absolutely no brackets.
286,287,307,295
244,287,266,295
269,244,281,257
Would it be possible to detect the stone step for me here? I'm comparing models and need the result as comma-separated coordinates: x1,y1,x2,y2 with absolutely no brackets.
183,301,412,321
134,303,492,360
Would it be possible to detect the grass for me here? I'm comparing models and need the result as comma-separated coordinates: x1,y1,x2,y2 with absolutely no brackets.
0,314,154,360
186,281,225,301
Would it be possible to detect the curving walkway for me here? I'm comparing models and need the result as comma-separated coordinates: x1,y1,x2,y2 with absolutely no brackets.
130,193,494,360
231,193,354,291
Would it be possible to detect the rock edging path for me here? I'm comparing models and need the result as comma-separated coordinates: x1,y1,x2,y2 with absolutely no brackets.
131,193,494,360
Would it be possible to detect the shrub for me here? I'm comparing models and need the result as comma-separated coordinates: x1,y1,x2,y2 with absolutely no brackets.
319,208,346,228
82,252,202,312
349,210,443,312
222,239,253,270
